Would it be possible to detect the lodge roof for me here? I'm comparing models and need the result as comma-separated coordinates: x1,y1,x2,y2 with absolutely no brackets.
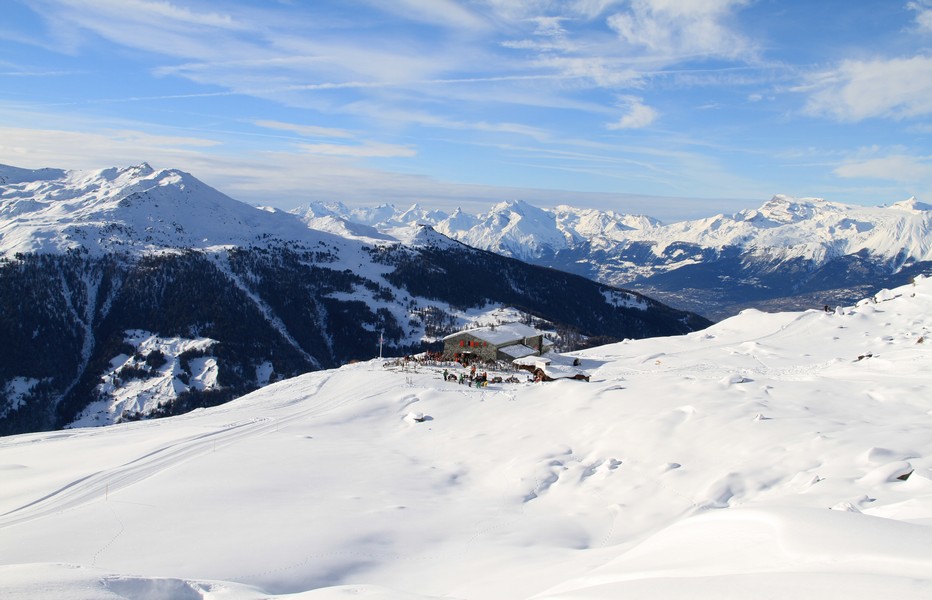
514,351,589,380
443,322,542,346
538,364,589,380
498,343,539,359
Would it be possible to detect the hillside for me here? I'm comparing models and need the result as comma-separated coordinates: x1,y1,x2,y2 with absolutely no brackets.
0,164,709,435
301,196,932,319
2,276,931,599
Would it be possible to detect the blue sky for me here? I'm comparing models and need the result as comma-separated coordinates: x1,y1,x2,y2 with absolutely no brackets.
1,0,931,222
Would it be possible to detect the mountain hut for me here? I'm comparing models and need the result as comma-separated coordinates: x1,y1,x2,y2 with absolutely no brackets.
442,322,551,363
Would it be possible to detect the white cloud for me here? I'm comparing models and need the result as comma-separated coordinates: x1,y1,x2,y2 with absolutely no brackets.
801,56,932,121
253,120,355,139
834,154,932,182
360,0,488,30
535,56,643,88
606,0,753,60
94,0,241,29
0,125,219,170
298,142,417,158
36,0,464,89
607,96,658,129
474,0,556,21
501,15,578,53
338,102,553,141
909,0,932,33
570,0,626,19
37,0,251,58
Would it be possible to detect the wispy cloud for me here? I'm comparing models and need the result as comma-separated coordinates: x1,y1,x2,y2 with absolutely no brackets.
800,56,932,121
909,0,932,32
0,69,79,77
0,124,218,169
33,0,254,58
338,103,553,141
359,0,488,30
606,96,659,129
254,120,355,139
834,154,932,183
534,56,644,88
87,0,242,29
298,141,417,158
606,0,754,61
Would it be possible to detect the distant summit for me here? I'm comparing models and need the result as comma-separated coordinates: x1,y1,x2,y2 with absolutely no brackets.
0,163,322,256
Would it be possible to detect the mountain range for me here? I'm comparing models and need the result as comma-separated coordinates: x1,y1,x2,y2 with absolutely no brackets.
0,164,708,435
297,195,932,319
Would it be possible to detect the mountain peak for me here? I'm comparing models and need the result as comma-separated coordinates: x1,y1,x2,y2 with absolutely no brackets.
888,197,932,212
393,222,459,248
132,162,154,175
94,162,159,183
740,195,826,225
490,198,541,216
0,162,333,256
0,164,67,185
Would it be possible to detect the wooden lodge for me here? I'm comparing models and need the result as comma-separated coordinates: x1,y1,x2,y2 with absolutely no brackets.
442,322,552,363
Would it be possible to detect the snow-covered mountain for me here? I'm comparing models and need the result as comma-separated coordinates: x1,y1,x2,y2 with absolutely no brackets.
3,276,932,599
0,164,708,435
298,196,932,319
0,162,335,255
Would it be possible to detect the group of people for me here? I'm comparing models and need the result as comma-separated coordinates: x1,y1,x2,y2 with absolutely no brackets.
443,366,490,387
443,365,521,388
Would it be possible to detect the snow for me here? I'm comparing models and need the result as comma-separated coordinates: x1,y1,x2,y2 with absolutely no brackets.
2,277,932,598
255,361,275,387
69,330,219,427
498,343,538,359
298,192,932,284
601,289,647,310
1,377,41,417
455,305,534,329
0,164,347,257
444,322,542,345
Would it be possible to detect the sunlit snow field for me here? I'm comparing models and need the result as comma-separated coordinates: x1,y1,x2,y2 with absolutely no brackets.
3,278,932,599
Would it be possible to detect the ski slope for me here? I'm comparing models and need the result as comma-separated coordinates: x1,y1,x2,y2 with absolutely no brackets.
2,278,932,599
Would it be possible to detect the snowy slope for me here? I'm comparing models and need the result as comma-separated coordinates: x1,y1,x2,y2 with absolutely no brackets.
2,276,931,599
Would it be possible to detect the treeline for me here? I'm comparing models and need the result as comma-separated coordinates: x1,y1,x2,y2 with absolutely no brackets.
373,242,711,341
0,245,427,434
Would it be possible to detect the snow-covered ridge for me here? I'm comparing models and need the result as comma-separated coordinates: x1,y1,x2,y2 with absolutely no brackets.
298,193,932,272
0,163,340,256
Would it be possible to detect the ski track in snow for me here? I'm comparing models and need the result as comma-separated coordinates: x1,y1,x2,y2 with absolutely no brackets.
0,417,274,528
0,371,354,529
